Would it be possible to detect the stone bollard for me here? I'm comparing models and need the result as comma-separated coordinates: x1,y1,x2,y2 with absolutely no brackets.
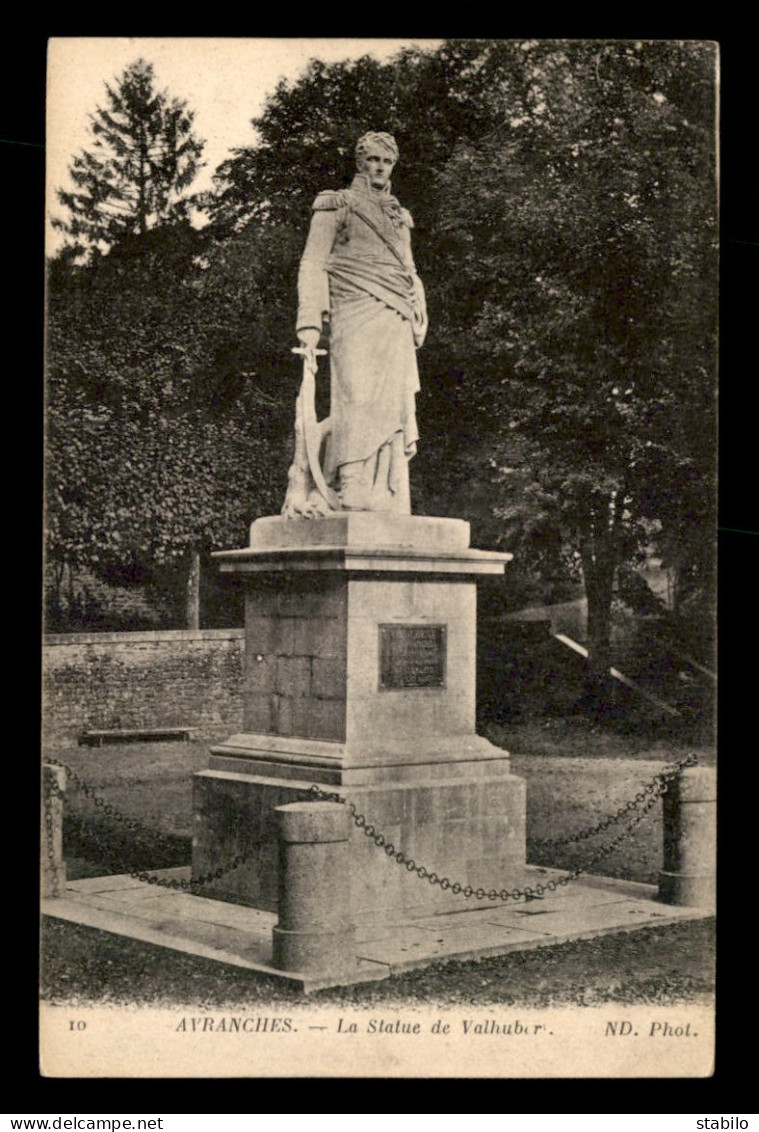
272,801,356,976
658,765,716,910
41,764,67,899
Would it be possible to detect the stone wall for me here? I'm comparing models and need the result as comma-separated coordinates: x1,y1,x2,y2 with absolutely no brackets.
42,629,245,746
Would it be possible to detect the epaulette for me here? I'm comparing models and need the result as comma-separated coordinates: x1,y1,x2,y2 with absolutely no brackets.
313,190,346,211
400,207,414,229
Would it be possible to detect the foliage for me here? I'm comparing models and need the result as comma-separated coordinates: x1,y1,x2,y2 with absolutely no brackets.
47,40,717,664
210,42,520,245
45,224,290,613
53,59,205,260
426,41,717,686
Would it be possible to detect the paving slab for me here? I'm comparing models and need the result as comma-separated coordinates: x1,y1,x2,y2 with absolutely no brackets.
42,895,384,992
356,921,554,968
146,915,271,959
61,874,148,894
88,889,275,932
523,890,631,908
42,866,713,992
554,873,666,900
355,915,421,944
413,890,626,919
484,899,694,934
76,888,179,913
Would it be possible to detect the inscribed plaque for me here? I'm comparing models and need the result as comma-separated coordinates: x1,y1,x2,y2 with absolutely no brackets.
378,623,446,689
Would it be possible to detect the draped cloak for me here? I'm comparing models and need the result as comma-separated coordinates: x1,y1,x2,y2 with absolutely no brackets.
296,174,426,499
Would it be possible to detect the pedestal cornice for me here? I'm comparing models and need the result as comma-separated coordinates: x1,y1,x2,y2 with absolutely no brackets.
214,514,512,576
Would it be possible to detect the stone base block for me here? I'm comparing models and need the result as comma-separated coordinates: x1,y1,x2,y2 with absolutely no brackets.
248,513,471,552
272,925,357,975
208,732,514,786
658,870,716,911
192,769,527,921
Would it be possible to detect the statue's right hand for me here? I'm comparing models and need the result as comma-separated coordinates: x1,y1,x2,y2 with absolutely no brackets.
297,328,321,375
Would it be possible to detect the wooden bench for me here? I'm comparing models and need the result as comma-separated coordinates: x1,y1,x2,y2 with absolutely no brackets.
78,727,196,747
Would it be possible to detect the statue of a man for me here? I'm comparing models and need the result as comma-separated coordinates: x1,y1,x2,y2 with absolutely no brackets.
283,131,427,517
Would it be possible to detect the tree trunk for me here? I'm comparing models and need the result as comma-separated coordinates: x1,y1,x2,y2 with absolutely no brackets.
138,128,148,235
50,559,65,609
583,556,615,708
66,561,75,609
186,547,200,630
579,494,624,715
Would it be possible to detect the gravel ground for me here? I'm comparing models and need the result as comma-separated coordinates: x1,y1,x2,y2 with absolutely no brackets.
40,917,715,1010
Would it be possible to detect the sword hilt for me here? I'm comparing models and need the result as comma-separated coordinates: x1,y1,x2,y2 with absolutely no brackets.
292,345,327,377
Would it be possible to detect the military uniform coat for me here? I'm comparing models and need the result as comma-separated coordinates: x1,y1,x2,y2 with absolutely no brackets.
296,173,426,484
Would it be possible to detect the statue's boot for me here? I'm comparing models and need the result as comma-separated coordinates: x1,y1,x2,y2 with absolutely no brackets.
339,458,374,511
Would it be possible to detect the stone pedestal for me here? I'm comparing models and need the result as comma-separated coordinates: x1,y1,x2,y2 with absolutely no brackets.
192,514,525,921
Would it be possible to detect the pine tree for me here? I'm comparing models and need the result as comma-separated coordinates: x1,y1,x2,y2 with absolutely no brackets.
53,59,204,258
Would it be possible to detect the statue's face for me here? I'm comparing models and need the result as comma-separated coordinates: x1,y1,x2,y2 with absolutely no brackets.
358,148,396,189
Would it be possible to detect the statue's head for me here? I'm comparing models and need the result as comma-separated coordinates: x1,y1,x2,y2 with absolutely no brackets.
355,131,398,189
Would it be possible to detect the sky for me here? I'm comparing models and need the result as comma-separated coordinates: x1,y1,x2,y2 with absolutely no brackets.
46,37,443,251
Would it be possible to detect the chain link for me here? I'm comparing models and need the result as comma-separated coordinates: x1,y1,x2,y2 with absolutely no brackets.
310,752,698,904
44,759,256,891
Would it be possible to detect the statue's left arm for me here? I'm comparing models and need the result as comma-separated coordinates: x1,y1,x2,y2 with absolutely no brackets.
400,209,428,349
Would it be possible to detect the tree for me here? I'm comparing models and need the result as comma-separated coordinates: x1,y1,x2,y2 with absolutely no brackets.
208,43,504,240
209,39,716,702
429,40,717,700
53,59,204,259
47,39,716,680
46,223,290,628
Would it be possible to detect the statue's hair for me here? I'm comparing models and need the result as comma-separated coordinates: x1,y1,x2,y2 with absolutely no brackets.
355,131,399,165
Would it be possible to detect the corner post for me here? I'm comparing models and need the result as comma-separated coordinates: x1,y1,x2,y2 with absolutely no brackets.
658,765,716,910
272,801,356,976
42,764,67,898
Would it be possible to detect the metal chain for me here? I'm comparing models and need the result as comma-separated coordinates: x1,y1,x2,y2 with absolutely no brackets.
45,751,697,900
309,753,698,904
309,782,544,903
74,806,254,891
554,784,664,884
44,759,256,891
531,753,698,850
46,758,178,850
